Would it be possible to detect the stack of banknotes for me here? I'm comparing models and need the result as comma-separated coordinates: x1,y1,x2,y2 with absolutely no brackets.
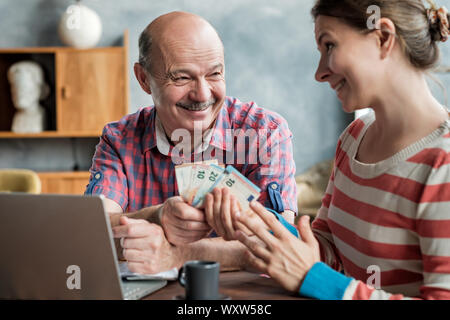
175,160,261,214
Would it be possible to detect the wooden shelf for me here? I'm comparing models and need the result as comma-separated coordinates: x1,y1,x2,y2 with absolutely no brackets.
0,131,101,138
38,171,91,195
0,31,129,195
0,47,124,54
38,171,91,179
0,30,129,136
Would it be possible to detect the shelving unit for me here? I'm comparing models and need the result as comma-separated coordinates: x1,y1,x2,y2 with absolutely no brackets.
0,131,101,138
38,171,92,194
0,31,130,194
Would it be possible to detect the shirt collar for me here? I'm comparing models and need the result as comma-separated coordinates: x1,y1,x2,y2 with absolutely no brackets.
155,112,172,156
141,107,158,154
210,100,233,152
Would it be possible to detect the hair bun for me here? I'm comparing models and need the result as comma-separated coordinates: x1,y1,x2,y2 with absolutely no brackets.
427,6,449,42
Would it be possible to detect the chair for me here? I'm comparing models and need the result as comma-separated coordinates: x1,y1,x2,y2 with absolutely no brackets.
295,159,333,222
0,169,41,194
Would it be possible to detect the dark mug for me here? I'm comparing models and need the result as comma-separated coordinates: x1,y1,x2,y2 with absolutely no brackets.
178,260,220,300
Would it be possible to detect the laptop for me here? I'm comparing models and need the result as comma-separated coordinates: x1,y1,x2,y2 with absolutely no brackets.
0,193,167,300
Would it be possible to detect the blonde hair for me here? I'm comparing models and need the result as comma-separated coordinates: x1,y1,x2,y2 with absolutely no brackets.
311,0,449,70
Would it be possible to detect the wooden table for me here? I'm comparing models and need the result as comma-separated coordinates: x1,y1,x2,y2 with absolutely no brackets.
145,270,305,300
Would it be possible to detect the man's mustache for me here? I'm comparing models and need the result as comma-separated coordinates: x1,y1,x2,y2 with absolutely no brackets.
176,98,216,110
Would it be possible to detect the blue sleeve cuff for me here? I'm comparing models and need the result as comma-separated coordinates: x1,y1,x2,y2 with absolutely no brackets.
266,208,298,238
210,208,297,239
299,262,352,300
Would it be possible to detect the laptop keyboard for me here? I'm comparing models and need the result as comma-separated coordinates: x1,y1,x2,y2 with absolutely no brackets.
122,280,168,300
119,263,169,299
123,286,146,300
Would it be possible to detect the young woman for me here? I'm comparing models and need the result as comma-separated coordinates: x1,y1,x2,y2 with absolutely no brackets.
231,0,450,300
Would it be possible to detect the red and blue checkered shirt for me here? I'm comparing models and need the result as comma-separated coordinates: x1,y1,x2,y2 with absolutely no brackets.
85,96,298,214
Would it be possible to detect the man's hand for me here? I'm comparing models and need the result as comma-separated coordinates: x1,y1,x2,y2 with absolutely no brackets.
160,196,212,245
112,216,184,274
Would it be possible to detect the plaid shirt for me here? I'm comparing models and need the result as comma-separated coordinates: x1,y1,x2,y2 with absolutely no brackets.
85,96,298,214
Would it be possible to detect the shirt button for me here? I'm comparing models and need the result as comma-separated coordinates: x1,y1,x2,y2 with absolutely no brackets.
271,183,278,190
95,173,101,180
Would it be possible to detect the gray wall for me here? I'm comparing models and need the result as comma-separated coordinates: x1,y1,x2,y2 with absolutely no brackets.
0,0,449,174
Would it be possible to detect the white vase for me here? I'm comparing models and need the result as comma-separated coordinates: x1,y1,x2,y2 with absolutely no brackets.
58,3,102,49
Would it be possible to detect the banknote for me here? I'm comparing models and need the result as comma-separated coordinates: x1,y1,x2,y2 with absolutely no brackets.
191,164,226,208
184,163,211,205
207,165,261,215
175,162,262,236
175,159,218,202
174,163,193,201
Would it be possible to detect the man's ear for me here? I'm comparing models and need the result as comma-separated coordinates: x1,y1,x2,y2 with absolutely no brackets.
134,63,152,95
375,17,397,60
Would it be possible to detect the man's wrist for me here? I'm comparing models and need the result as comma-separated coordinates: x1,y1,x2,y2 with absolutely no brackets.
125,204,164,226
109,212,122,228
173,243,188,269
169,238,247,272
144,204,164,226
155,204,164,226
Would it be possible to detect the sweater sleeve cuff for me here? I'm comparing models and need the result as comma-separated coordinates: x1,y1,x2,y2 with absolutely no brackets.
266,208,299,238
299,262,352,300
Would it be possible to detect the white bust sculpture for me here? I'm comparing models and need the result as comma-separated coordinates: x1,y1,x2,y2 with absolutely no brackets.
7,61,50,133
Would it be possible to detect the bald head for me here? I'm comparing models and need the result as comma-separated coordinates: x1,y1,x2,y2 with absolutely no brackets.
138,11,224,74
134,11,227,139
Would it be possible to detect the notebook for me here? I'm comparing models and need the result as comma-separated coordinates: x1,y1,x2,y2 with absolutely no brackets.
0,193,168,300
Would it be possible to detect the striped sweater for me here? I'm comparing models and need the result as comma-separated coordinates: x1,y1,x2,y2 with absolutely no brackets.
300,111,450,300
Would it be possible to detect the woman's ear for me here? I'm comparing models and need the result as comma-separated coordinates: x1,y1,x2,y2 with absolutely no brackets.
375,17,397,60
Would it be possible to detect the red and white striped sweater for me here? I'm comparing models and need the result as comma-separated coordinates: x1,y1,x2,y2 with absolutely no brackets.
311,111,450,300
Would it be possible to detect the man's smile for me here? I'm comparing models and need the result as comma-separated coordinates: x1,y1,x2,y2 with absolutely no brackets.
176,99,216,112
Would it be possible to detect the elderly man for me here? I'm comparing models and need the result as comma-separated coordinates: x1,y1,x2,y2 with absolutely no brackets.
85,11,297,274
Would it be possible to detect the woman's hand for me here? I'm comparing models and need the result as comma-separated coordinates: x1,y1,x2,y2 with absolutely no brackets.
233,200,320,293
